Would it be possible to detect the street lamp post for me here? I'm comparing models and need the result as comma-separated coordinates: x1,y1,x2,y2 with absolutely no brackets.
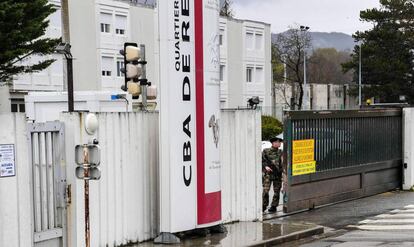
56,43,74,112
300,26,310,110
359,43,362,107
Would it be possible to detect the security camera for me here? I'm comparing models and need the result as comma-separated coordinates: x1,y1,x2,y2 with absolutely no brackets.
55,43,72,55
248,96,260,109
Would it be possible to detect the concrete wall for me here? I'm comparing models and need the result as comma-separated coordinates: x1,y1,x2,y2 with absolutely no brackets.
0,113,32,247
272,83,358,119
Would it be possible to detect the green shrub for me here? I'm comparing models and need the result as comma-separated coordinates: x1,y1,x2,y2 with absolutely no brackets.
262,115,283,141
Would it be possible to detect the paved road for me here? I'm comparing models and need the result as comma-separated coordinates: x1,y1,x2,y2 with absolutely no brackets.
269,190,414,246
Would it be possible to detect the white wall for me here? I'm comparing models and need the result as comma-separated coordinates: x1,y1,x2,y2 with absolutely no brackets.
404,108,414,191
0,85,11,113
0,109,262,246
221,110,262,223
61,109,261,245
0,113,32,247
62,112,159,246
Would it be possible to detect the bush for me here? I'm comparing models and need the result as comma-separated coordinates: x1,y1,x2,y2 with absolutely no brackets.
262,115,283,141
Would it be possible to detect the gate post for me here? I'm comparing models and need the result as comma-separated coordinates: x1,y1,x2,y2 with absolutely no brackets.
403,108,414,190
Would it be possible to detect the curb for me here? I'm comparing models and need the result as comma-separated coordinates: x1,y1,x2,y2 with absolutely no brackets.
247,226,325,247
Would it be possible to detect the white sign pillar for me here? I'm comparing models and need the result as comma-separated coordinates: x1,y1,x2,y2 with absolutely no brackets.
158,0,222,237
403,108,414,190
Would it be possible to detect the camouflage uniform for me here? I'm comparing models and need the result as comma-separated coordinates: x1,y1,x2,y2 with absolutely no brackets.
262,147,283,211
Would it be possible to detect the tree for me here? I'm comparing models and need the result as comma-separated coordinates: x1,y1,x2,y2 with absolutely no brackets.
273,27,312,109
0,0,60,84
262,115,283,141
308,48,353,85
342,0,414,103
220,0,234,17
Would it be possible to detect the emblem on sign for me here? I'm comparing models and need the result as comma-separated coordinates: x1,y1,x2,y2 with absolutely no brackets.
208,115,219,148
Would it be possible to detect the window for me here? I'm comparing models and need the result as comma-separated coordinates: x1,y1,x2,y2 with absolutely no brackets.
19,104,25,113
100,12,112,33
219,28,225,46
11,104,18,113
115,15,127,35
11,99,25,113
246,32,254,49
100,23,110,33
116,29,125,35
255,67,263,83
255,33,263,50
246,67,253,82
101,56,113,77
117,59,125,77
220,65,225,82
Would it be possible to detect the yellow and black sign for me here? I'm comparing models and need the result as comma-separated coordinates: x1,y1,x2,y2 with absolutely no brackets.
292,139,316,176
293,161,316,176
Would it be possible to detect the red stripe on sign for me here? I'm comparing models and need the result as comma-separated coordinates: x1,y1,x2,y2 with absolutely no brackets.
194,0,221,225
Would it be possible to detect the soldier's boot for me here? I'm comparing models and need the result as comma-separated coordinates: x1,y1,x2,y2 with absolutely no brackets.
268,206,277,213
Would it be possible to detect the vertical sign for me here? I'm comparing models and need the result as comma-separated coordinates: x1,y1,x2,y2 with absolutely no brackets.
0,144,16,178
158,0,221,233
196,0,221,227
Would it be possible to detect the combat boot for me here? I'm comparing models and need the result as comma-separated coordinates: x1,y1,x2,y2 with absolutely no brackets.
268,206,277,213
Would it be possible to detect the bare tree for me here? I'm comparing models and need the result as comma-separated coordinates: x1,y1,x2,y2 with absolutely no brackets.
220,0,233,17
273,26,311,110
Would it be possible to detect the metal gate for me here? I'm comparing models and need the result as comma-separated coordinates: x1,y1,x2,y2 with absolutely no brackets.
283,109,403,213
28,122,67,247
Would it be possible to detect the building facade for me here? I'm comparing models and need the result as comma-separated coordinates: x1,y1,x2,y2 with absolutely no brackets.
1,0,272,113
219,17,272,110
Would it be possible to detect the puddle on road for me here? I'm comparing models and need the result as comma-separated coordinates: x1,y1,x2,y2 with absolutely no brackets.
136,222,317,246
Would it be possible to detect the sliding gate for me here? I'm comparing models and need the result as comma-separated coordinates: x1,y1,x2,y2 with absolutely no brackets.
283,109,403,213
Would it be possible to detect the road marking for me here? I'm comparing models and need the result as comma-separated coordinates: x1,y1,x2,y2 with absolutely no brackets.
357,225,414,230
360,219,414,224
356,205,414,231
390,209,414,213
375,213,414,218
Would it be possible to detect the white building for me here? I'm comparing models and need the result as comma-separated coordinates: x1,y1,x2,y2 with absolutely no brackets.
2,0,272,113
219,17,272,109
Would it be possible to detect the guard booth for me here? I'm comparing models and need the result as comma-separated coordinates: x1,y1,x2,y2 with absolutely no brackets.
283,109,403,213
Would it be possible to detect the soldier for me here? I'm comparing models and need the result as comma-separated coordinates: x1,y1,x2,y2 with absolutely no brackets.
262,137,283,213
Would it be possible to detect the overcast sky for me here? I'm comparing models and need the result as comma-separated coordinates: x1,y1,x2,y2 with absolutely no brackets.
231,0,381,34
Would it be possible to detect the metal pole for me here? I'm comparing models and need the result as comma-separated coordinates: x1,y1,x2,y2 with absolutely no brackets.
83,147,90,247
140,44,148,111
359,45,362,107
84,179,90,247
303,48,307,110
67,56,74,112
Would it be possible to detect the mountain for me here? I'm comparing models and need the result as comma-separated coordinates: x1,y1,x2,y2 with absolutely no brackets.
272,32,356,52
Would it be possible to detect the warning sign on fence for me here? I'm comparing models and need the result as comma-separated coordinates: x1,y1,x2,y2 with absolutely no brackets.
292,139,316,176
293,161,316,176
